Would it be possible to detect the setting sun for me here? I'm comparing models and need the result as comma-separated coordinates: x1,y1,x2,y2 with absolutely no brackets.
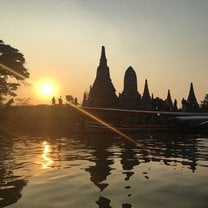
39,84,54,96
35,79,59,102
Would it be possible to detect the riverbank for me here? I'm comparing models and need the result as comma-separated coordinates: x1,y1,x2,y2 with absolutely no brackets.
1,104,207,138
0,104,83,137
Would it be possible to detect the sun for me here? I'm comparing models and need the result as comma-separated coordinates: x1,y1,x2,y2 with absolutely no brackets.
39,84,54,96
35,79,59,100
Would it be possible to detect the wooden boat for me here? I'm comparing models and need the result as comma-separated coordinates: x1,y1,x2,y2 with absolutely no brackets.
75,116,208,134
75,121,177,133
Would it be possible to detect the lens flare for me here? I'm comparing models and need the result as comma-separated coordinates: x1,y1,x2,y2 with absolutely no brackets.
68,102,140,146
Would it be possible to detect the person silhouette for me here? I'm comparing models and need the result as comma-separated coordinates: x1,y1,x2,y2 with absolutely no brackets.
74,97,78,106
58,96,63,105
51,96,56,106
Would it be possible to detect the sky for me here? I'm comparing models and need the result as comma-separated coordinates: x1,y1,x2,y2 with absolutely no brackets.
0,0,208,105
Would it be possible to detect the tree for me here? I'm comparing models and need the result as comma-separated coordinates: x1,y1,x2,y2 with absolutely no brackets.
201,94,208,112
15,98,33,106
0,40,29,104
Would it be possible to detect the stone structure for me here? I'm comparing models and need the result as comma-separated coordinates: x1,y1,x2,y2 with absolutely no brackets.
86,46,118,107
173,99,178,111
119,66,141,109
187,82,199,111
140,79,152,110
82,46,200,112
165,89,173,111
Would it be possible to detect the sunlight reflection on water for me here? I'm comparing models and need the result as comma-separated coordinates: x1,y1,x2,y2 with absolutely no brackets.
41,141,53,169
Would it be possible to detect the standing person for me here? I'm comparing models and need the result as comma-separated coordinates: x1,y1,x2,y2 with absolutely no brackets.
52,96,56,106
74,97,78,106
58,96,63,105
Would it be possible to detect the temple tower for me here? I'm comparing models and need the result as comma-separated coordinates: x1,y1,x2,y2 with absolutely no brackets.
87,46,118,107
173,99,178,111
141,79,152,110
165,89,173,111
119,66,140,109
187,82,199,111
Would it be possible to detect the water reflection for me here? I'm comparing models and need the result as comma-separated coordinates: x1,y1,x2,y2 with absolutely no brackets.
85,135,114,191
81,133,208,208
135,134,200,172
0,133,208,208
120,142,140,181
41,141,54,169
0,138,27,208
96,196,112,208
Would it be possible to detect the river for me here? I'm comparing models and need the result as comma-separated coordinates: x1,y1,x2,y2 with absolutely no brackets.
0,133,208,208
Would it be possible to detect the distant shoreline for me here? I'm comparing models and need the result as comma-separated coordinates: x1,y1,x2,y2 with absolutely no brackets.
0,105,83,137
1,104,208,137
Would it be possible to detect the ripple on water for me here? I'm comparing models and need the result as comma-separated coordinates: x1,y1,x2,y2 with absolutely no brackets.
9,168,99,208
1,135,208,208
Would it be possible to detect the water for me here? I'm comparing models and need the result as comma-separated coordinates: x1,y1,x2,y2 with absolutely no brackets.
0,133,208,208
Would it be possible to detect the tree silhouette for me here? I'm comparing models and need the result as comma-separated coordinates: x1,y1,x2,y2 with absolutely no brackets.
201,94,208,112
0,40,29,104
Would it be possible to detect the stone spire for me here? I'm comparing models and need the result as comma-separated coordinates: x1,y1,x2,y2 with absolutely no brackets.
141,79,152,110
100,46,107,65
167,90,172,103
87,46,118,107
119,66,140,109
173,99,178,111
95,46,110,82
142,79,151,100
165,89,173,111
187,82,198,111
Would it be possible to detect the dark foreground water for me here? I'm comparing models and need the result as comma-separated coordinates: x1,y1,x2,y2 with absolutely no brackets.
0,133,208,208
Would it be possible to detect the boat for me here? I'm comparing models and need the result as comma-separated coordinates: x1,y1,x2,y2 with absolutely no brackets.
173,116,208,133
75,121,177,134
75,115,208,134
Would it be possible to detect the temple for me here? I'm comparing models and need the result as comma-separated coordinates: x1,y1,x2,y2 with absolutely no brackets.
187,82,199,111
165,89,173,111
119,66,141,109
86,46,118,107
83,46,199,112
140,79,152,110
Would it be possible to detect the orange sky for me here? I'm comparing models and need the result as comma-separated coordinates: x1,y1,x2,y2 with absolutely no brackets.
0,0,208,105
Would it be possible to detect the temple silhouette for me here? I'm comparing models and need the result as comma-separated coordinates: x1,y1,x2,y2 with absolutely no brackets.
83,46,199,112
86,46,118,108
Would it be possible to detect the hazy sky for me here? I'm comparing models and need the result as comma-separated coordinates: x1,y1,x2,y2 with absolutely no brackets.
0,0,208,104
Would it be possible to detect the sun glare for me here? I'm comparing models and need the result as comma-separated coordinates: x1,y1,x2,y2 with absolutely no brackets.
35,79,59,101
39,84,53,96
41,141,53,169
